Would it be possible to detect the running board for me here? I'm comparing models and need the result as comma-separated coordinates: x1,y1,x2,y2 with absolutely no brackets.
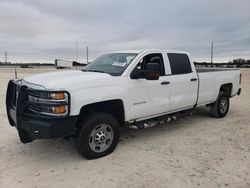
129,109,194,130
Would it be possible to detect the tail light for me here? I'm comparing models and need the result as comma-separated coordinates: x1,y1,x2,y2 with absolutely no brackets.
239,73,242,84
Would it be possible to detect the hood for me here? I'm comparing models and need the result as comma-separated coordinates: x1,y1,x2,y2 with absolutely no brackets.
23,70,111,90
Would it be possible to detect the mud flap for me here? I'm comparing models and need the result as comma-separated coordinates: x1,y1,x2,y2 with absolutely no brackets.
237,88,241,96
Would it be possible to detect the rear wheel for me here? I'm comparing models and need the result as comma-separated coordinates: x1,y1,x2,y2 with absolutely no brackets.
210,92,230,118
75,112,120,159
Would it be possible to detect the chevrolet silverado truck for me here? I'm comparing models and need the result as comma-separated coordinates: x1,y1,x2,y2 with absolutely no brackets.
6,49,241,159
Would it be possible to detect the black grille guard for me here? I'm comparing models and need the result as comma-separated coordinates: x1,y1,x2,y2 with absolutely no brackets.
6,79,71,128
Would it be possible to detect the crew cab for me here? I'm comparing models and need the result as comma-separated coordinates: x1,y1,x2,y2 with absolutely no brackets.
6,49,241,159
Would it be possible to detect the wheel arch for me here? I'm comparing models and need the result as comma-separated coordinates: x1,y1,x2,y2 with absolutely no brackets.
77,99,125,127
220,83,232,97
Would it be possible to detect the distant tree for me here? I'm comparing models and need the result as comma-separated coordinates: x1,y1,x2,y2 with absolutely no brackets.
232,58,246,67
233,58,244,64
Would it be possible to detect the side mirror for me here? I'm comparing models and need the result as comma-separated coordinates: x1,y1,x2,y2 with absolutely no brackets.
145,62,160,80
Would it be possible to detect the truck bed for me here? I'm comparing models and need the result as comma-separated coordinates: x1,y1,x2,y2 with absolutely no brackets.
196,68,240,106
196,68,239,73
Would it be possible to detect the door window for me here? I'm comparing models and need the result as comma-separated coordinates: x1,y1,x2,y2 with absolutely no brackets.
167,53,192,75
135,53,165,76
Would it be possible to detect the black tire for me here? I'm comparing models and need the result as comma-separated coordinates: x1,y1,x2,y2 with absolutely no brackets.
75,112,120,159
210,92,230,118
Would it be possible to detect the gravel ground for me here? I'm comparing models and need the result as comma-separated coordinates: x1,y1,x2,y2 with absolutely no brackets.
0,67,249,188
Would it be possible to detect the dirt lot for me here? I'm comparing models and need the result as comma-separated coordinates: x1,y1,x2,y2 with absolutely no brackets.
0,67,249,188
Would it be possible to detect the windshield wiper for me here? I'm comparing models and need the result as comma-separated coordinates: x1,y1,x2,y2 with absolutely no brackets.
82,69,106,73
88,69,106,73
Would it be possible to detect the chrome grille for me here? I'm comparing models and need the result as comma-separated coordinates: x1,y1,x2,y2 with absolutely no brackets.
28,103,41,113
25,89,69,117
28,90,41,98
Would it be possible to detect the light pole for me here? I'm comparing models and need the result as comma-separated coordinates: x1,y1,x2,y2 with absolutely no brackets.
86,46,89,64
211,42,214,63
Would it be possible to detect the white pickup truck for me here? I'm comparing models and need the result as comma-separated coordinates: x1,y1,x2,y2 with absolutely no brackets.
6,49,241,159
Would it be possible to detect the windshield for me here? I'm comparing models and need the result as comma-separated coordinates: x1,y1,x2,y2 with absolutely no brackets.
83,53,138,76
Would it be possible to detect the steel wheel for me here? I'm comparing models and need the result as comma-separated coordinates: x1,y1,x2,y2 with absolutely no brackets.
220,97,228,114
210,92,230,118
89,124,114,153
75,112,120,159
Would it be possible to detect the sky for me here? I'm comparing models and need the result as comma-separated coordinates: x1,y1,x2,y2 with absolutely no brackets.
0,0,250,63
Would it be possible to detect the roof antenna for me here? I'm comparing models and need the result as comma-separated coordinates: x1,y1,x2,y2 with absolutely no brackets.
15,67,17,79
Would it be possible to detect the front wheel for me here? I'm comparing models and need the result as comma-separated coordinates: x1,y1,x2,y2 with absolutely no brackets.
210,92,230,118
75,112,120,159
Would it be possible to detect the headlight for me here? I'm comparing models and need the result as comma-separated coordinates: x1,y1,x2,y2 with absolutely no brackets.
49,92,66,100
27,90,69,117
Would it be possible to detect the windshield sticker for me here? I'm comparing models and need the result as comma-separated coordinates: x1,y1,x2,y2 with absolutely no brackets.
112,62,127,67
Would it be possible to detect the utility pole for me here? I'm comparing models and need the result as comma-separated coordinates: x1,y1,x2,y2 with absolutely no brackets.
4,51,8,63
15,67,17,79
75,40,78,62
86,46,89,64
211,42,214,63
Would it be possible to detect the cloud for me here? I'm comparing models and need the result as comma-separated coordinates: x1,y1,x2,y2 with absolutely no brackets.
0,0,249,63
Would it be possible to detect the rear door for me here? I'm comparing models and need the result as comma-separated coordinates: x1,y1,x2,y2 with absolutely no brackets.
167,53,198,111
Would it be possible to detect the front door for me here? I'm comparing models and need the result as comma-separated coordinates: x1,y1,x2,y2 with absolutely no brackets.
128,53,171,120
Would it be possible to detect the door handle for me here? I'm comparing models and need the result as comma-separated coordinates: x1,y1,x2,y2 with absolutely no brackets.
190,78,198,81
161,81,170,85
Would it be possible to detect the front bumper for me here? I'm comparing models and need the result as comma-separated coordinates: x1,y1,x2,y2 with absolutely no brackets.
16,115,78,143
6,80,78,143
